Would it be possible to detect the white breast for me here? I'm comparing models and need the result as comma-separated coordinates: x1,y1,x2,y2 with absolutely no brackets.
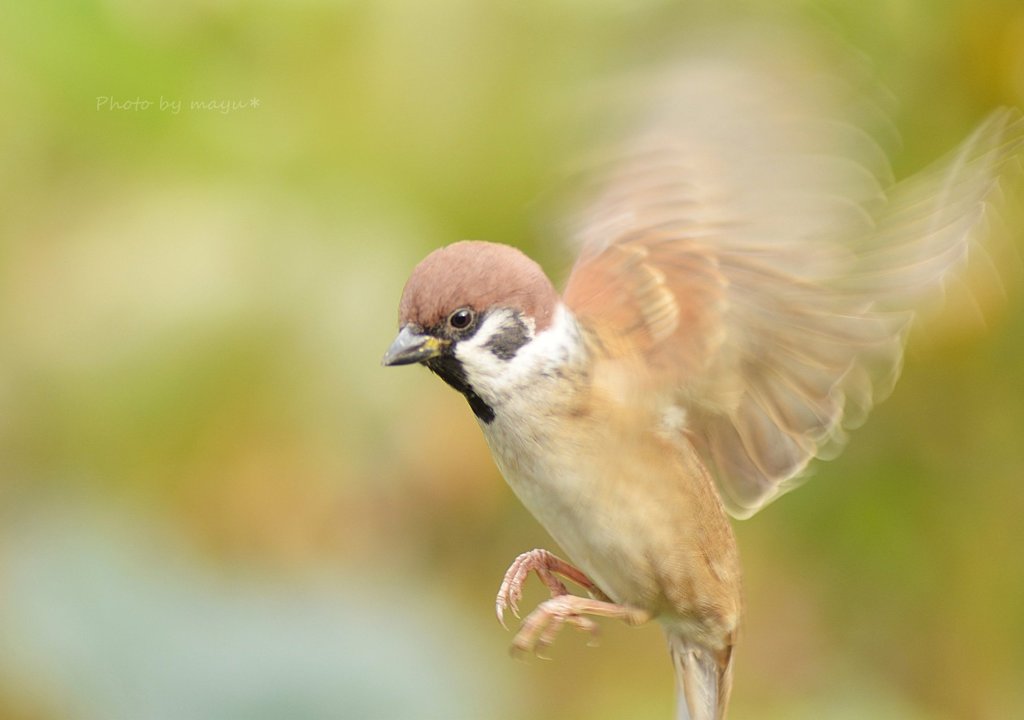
467,305,663,605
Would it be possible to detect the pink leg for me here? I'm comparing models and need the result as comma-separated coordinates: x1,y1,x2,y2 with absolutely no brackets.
511,595,651,658
495,548,607,629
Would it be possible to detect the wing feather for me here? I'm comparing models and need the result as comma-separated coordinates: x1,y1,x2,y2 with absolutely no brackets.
560,32,1024,517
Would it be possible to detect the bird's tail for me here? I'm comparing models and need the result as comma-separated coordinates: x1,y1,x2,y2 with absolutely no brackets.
667,632,734,720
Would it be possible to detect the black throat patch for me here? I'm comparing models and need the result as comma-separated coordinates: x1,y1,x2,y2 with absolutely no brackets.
425,354,496,424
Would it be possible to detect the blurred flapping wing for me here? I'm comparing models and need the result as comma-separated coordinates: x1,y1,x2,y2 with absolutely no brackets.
562,36,1024,518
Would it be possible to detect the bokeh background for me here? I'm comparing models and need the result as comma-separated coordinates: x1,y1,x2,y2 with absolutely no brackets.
2,1,1023,718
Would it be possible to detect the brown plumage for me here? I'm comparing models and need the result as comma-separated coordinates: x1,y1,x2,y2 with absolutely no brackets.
399,241,559,332
385,27,1024,720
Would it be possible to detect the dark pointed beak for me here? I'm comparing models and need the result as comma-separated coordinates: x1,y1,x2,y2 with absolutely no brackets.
381,326,448,367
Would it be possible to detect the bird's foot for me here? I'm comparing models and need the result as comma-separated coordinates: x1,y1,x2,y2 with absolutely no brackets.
495,548,607,629
495,548,644,657
510,595,651,659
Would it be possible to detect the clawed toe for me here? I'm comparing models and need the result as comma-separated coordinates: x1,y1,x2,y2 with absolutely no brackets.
510,596,601,658
508,594,651,659
495,549,647,657
496,548,591,628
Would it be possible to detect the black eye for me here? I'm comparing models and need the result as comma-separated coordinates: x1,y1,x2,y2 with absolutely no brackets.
447,308,474,330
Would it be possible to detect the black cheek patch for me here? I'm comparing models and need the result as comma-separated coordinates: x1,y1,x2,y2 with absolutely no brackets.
425,354,496,424
484,316,531,361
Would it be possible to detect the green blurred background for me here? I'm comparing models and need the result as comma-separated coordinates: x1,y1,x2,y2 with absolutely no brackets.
1,1,1023,718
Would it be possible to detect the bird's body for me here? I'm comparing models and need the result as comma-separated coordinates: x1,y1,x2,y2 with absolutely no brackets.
479,305,736,621
389,253,744,717
477,305,740,638
383,32,1024,720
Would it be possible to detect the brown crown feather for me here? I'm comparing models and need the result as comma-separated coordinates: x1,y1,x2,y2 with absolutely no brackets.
398,241,560,332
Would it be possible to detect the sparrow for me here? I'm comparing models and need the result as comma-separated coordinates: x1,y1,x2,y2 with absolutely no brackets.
382,36,1024,720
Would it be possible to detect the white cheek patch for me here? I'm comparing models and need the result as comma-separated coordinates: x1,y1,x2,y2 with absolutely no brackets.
454,304,582,404
455,310,523,390
452,303,589,411
458,310,516,357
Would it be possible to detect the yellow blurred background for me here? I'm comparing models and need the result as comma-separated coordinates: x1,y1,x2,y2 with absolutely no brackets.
1,1,1023,718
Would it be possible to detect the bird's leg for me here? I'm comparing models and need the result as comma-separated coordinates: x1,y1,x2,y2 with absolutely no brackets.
511,595,651,658
496,548,608,629
496,548,631,654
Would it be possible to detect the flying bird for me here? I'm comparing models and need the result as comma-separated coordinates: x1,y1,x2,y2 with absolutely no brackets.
382,29,1024,720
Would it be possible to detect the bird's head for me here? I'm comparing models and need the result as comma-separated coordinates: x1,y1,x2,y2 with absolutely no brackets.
382,240,562,422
